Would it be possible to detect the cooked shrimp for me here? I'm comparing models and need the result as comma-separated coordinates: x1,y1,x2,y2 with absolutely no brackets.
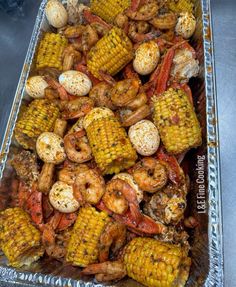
61,97,94,120
73,169,105,205
82,261,126,282
103,179,142,224
128,21,160,43
64,25,85,38
81,25,99,52
126,91,147,110
126,0,159,21
114,13,129,30
89,82,115,110
110,79,140,107
64,130,92,163
119,104,151,127
99,221,127,262
42,213,66,259
132,157,168,192
149,12,177,30
45,76,69,100
62,45,82,71
58,162,89,185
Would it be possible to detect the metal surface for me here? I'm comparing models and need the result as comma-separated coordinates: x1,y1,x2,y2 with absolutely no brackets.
0,0,233,286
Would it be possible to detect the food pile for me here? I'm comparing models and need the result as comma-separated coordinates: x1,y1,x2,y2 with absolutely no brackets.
0,0,201,286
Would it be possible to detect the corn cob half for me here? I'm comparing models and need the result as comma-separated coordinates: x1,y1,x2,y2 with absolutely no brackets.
15,99,60,150
124,237,191,287
91,0,130,23
0,208,44,268
84,108,137,174
36,33,68,71
168,0,194,14
87,27,133,79
153,88,202,154
66,206,110,267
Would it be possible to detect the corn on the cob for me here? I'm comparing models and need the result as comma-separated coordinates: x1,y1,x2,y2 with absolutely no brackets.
152,88,202,154
87,27,133,80
84,108,137,174
91,0,130,23
15,99,60,150
36,33,68,70
66,207,110,267
0,208,44,268
168,0,194,14
124,237,191,287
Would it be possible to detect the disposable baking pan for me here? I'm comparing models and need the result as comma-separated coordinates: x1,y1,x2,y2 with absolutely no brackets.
0,0,223,286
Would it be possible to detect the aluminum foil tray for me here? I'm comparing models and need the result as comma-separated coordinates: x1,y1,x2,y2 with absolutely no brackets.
0,0,223,286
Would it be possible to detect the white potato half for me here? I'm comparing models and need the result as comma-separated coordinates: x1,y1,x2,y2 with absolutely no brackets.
45,0,68,29
49,181,80,213
129,120,160,156
59,70,92,96
36,132,66,164
25,76,48,98
133,41,160,75
113,173,143,203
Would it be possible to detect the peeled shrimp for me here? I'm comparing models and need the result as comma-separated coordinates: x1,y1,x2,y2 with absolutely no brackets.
110,79,140,107
149,12,177,30
103,179,142,225
133,157,168,192
58,162,89,185
99,221,127,262
61,97,94,120
126,0,159,21
64,130,92,163
73,169,105,205
82,261,126,282
119,104,151,127
89,82,115,110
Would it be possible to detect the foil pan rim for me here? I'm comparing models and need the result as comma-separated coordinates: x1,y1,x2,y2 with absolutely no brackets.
0,0,224,286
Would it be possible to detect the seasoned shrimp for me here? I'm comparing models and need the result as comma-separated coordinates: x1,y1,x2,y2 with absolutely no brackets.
89,82,115,110
149,12,177,30
119,104,151,127
64,24,85,38
62,45,82,71
58,162,89,185
132,157,168,192
61,97,94,119
99,221,127,262
126,0,159,21
42,213,66,259
64,130,92,163
81,25,99,53
82,261,126,282
126,91,147,110
128,21,160,43
73,169,105,205
103,179,142,224
110,79,140,107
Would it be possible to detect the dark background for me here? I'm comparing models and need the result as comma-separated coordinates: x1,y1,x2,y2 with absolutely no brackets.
0,0,235,285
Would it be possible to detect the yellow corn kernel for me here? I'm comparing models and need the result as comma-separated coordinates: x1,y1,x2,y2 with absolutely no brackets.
66,207,110,267
36,33,68,70
85,110,137,175
91,0,130,23
14,99,60,150
168,0,194,14
124,237,191,287
152,88,202,154
0,208,44,268
87,27,133,79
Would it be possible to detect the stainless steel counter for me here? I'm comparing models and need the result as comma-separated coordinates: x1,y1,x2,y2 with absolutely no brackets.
0,0,235,286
